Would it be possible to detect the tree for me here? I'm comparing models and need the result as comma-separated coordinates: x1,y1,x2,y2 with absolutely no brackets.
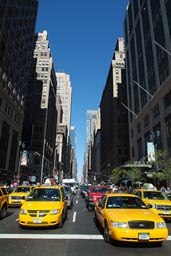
111,164,141,185
111,166,128,184
149,150,171,188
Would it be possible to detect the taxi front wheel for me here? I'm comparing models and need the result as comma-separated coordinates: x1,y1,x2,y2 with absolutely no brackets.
0,205,7,219
58,213,64,228
104,221,111,243
19,224,26,229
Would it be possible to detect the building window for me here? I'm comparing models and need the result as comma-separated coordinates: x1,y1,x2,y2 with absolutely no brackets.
165,114,171,148
131,129,134,138
152,103,160,119
144,114,149,127
137,123,141,133
164,90,171,109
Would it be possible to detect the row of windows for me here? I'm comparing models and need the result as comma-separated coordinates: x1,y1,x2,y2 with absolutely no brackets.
37,60,49,66
37,67,49,72
37,73,49,78
115,62,125,68
34,52,49,57
0,96,22,127
131,89,171,138
132,112,171,158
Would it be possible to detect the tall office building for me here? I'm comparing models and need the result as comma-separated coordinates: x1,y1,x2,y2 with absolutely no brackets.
56,72,72,135
22,30,57,182
0,0,39,183
84,110,98,182
70,126,77,179
91,108,101,183
55,72,72,180
100,38,129,179
85,110,98,146
124,0,171,161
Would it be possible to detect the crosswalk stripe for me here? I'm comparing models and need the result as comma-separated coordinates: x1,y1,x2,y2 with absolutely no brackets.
0,234,103,239
0,234,171,240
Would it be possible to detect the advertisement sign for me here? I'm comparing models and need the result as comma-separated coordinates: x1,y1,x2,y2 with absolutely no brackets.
20,150,28,166
147,142,155,162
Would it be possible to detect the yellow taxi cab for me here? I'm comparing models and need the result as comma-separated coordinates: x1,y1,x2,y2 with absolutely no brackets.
0,186,8,219
94,193,168,245
133,188,171,219
19,185,68,228
8,186,33,206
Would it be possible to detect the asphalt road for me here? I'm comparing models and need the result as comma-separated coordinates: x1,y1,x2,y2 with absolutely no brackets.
0,191,171,256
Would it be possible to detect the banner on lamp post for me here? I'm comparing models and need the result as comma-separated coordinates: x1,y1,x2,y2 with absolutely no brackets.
147,142,155,162
20,150,28,166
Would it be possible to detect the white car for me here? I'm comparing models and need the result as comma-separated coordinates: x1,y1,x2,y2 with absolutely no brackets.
63,185,74,209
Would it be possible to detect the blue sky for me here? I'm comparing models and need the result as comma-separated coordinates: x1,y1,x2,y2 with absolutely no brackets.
36,0,128,181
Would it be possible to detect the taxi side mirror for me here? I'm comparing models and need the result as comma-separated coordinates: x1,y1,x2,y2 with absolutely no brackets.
98,201,103,208
64,195,68,201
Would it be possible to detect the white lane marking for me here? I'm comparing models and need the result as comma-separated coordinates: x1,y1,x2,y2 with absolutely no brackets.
0,234,171,241
0,234,103,240
76,200,78,204
72,211,76,222
16,218,19,221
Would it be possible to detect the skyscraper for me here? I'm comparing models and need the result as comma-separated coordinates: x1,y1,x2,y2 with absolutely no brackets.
125,0,171,161
56,72,72,135
0,0,39,183
70,126,77,179
84,110,98,182
100,38,129,179
22,30,57,182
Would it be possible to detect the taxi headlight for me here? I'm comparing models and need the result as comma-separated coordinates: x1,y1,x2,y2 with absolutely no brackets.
9,196,12,199
150,204,156,208
20,209,27,215
156,222,167,228
50,209,60,215
111,222,128,228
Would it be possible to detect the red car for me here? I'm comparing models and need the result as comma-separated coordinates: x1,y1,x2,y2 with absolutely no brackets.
85,185,109,211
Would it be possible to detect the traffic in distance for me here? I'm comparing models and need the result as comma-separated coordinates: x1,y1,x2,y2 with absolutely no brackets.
1,179,171,250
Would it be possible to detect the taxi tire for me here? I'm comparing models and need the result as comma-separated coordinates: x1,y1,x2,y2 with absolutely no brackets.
58,213,64,228
19,224,26,229
0,205,7,219
104,221,111,243
69,202,73,209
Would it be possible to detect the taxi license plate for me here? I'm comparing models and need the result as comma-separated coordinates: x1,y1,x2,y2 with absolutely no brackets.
14,199,19,202
163,210,169,214
33,219,42,224
138,233,150,240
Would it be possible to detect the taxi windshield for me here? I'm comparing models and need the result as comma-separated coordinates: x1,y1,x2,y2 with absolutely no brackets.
14,187,31,193
144,191,167,200
106,196,147,209
26,188,60,201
